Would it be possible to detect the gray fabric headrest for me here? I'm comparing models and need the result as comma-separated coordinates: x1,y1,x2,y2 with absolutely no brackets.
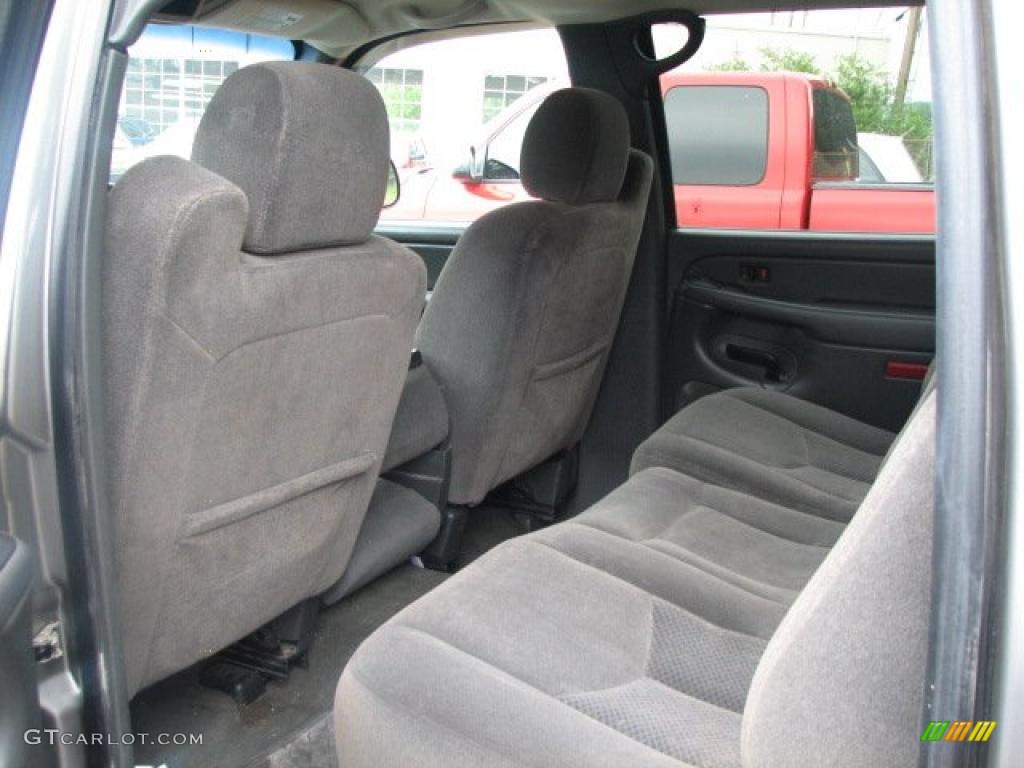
192,62,389,254
520,88,630,205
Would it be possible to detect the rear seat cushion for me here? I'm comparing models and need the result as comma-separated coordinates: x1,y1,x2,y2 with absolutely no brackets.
336,533,774,768
335,388,936,768
546,467,843,605
334,467,829,768
631,388,897,522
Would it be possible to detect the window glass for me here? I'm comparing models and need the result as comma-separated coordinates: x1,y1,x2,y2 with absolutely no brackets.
370,28,568,223
812,87,859,179
482,74,549,121
659,6,935,233
366,67,424,133
485,102,541,180
664,86,769,185
111,25,293,183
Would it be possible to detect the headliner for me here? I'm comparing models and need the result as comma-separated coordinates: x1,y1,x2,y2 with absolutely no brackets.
126,0,924,60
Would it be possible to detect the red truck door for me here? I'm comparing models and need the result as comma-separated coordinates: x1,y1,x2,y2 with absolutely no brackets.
808,184,936,232
661,72,800,229
806,83,936,233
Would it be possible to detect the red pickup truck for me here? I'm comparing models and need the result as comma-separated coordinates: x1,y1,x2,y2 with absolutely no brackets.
384,71,935,233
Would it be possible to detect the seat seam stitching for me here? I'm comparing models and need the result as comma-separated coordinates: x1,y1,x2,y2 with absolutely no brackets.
646,429,874,477
637,437,869,504
720,390,894,455
172,312,394,363
640,473,842,545
646,507,834,551
640,538,804,602
528,533,791,614
562,676,747,719
557,525,795,608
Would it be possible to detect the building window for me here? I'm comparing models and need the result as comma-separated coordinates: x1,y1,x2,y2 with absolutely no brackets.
121,57,240,131
111,25,293,183
482,74,548,121
367,67,424,133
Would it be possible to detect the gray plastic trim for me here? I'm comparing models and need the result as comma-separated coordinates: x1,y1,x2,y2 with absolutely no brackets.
684,279,935,349
923,2,1007,767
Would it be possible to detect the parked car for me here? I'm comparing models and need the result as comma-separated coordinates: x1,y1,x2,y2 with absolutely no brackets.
116,116,157,146
384,72,935,233
857,131,925,183
109,122,138,183
109,117,201,183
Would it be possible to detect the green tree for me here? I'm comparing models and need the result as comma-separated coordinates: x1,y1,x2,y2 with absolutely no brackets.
699,46,934,174
894,102,933,140
832,53,889,133
832,52,933,139
830,52,934,178
706,53,751,72
759,47,819,74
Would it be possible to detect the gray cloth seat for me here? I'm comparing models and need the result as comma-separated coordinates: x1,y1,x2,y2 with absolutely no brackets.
104,62,425,695
632,387,905,522
334,389,936,767
323,363,448,607
322,478,441,603
416,88,654,505
631,363,937,525
381,361,449,473
550,466,843,605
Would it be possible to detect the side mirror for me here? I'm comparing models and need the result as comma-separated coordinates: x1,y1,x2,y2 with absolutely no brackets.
452,146,484,183
383,161,400,208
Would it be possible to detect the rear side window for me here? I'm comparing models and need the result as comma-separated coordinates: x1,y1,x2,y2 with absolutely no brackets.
655,7,935,234
110,25,293,184
812,87,859,179
664,85,769,186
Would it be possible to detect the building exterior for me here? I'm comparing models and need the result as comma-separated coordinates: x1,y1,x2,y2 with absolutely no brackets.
115,8,930,181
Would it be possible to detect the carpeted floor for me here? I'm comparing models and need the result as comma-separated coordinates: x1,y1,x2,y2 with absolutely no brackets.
457,503,530,567
131,564,446,768
256,713,337,768
130,503,526,768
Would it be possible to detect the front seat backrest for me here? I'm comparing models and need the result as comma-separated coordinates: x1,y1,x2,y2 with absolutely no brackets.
103,62,425,694
417,88,654,505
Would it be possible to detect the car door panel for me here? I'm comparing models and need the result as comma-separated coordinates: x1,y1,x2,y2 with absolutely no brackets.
683,280,935,348
667,229,935,432
0,534,38,768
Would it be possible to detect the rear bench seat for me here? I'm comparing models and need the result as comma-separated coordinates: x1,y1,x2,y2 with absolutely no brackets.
631,388,897,522
632,360,933,521
334,381,936,768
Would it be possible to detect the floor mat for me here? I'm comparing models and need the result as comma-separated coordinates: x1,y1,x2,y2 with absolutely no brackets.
131,564,447,768
251,713,336,768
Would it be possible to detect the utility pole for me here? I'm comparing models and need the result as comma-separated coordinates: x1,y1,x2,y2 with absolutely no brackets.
894,6,923,110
